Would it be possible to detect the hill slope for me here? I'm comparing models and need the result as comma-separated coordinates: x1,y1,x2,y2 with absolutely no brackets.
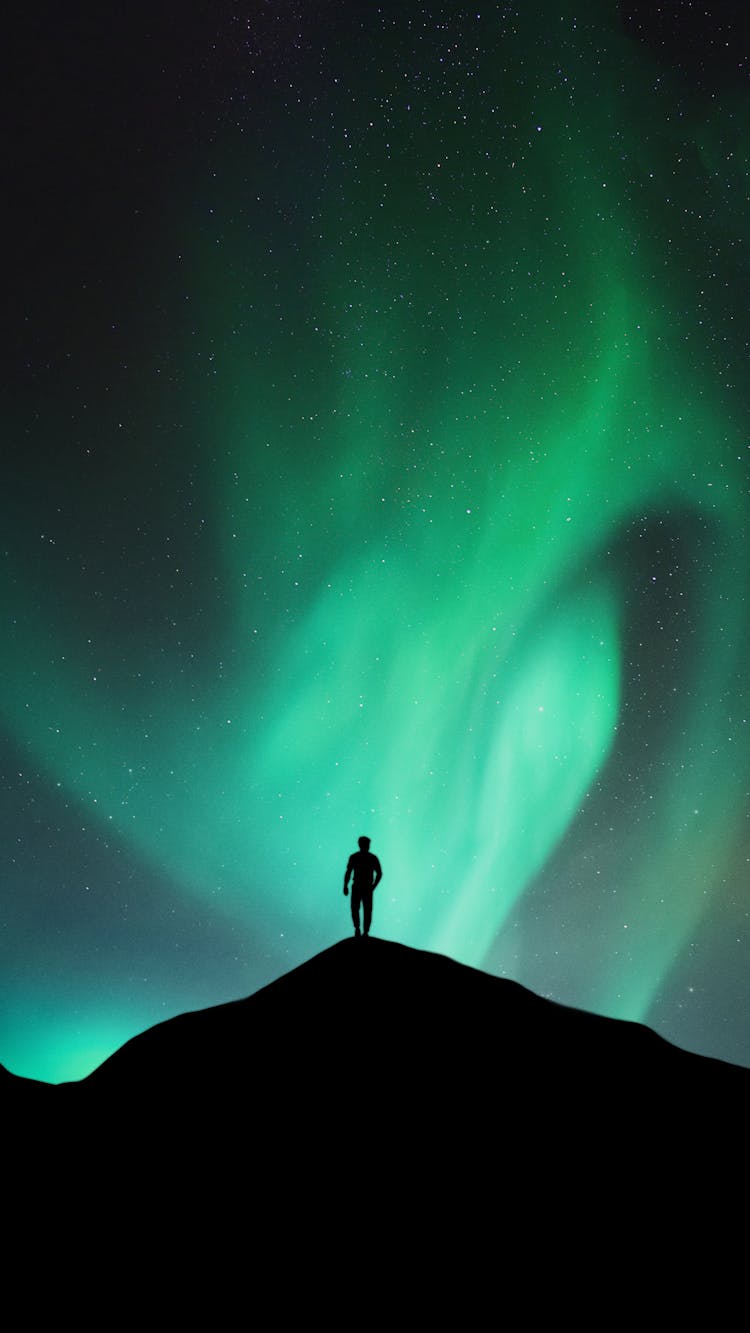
64,938,747,1155
5,938,748,1272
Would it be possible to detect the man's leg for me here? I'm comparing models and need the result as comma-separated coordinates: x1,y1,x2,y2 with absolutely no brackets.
351,888,362,935
362,890,373,936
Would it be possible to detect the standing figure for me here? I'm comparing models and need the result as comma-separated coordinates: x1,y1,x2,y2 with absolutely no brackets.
343,836,383,938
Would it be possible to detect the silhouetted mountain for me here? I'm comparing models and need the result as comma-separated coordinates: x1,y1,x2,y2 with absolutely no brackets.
6,938,747,1289
82,936,745,1093
9,939,745,1156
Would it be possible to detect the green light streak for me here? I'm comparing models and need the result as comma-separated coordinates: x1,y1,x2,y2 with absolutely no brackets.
430,581,621,961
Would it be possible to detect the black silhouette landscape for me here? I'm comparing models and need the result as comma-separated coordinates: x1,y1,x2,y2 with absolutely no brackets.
7,939,747,1164
6,935,748,1301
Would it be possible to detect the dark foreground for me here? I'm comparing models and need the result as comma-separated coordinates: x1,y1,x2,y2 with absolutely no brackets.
7,937,747,1150
5,939,748,1299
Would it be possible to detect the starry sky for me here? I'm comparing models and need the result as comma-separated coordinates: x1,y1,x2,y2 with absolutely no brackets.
3,1,750,1082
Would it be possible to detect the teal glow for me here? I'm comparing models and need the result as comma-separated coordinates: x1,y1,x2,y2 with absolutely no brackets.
3,2,750,1079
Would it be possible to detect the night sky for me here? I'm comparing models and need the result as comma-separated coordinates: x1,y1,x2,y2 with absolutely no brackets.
4,1,750,1082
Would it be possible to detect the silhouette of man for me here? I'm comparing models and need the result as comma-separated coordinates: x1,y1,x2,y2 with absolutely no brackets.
343,836,382,938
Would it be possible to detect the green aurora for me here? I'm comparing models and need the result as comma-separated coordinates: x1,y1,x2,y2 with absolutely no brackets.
3,2,750,1081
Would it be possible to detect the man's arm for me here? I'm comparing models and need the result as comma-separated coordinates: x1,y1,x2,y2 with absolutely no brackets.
372,856,382,889
344,855,353,896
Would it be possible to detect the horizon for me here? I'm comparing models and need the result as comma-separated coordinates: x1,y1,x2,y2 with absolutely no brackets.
9,934,750,1087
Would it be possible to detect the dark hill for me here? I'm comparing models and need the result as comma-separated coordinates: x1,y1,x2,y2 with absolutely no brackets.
9,939,748,1116
52,938,747,1164
6,938,748,1284
81,935,745,1096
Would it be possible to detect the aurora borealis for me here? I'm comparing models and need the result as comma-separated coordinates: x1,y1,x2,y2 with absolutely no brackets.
3,1,750,1082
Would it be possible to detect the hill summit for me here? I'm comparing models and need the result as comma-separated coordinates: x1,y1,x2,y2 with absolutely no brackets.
5,938,748,1248
68,938,747,1145
81,936,744,1093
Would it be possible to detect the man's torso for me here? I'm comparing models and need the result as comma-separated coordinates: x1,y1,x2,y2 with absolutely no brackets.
347,850,380,888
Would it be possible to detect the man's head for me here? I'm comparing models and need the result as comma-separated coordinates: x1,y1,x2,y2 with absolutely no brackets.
358,836,371,851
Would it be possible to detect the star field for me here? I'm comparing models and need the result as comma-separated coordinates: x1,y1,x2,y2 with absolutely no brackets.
2,1,750,1080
